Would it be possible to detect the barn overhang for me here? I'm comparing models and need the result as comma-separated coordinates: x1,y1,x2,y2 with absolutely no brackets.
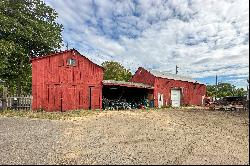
102,80,154,89
102,80,154,110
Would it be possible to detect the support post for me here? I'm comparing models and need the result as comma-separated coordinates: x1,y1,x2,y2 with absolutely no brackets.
89,86,94,110
2,86,7,110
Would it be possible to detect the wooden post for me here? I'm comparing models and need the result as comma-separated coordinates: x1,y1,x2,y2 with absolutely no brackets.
2,86,7,110
89,86,94,110
30,95,33,110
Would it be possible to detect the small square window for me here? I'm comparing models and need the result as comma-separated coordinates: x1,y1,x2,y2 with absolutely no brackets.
67,58,76,66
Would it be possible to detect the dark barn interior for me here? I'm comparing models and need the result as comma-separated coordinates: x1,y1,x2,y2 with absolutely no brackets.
102,81,154,110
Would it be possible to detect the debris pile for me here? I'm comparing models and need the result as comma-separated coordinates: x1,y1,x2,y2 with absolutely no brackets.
102,98,150,110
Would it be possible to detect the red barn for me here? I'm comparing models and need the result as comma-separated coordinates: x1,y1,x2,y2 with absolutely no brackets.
130,67,206,107
31,49,104,111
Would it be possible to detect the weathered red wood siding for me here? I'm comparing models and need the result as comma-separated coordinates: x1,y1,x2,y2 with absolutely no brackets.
130,67,206,107
154,78,206,107
32,49,103,111
129,67,155,86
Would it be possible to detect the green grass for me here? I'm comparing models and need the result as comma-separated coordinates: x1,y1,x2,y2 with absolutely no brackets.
0,109,98,120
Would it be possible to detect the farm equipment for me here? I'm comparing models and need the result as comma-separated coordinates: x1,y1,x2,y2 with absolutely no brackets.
208,96,248,111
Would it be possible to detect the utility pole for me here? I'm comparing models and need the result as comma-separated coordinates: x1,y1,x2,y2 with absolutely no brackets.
66,42,69,50
176,65,179,74
247,79,249,101
215,75,218,100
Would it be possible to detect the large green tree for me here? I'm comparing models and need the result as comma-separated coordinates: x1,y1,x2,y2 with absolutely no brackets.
101,61,133,81
0,0,63,95
207,82,247,98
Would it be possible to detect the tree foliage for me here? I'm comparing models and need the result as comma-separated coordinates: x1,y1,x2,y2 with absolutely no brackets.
101,61,133,81
207,82,247,98
0,0,63,95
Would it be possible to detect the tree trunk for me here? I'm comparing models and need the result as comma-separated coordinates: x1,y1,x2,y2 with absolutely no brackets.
17,55,24,96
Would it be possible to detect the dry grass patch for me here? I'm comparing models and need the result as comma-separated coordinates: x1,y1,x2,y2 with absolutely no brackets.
0,109,98,120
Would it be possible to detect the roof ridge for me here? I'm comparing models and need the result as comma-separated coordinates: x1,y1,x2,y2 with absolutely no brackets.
150,68,192,79
30,49,104,69
143,68,204,84
30,49,75,60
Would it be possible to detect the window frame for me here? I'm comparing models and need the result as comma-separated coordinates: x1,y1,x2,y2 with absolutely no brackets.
67,58,77,66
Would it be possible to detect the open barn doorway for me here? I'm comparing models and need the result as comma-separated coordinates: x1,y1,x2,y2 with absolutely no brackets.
102,80,154,110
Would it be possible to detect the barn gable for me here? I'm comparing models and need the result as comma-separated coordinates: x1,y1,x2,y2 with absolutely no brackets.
31,49,104,70
31,49,104,111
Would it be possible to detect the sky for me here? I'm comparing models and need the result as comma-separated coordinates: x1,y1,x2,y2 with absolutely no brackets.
44,0,249,88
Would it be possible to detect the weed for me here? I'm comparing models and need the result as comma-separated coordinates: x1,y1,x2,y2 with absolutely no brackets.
0,109,95,120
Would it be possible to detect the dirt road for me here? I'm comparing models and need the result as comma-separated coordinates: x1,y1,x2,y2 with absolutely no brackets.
0,109,249,165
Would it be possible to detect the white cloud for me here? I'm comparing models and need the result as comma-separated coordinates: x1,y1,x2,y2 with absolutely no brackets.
44,0,249,87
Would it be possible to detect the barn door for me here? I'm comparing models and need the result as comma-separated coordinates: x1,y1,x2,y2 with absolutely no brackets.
171,89,181,107
89,86,100,110
50,85,62,111
62,86,77,111
158,93,164,108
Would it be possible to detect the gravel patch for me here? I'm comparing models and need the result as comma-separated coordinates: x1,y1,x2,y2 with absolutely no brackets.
0,109,249,165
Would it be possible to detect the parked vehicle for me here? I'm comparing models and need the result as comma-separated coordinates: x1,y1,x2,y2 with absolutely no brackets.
208,96,248,111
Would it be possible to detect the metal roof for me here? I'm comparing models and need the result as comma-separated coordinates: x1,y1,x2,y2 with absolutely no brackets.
102,80,154,89
147,68,204,85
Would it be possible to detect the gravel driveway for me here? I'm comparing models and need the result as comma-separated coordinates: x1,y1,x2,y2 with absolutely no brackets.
0,109,249,165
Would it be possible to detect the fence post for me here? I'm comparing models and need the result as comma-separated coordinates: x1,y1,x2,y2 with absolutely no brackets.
30,95,33,110
2,87,7,110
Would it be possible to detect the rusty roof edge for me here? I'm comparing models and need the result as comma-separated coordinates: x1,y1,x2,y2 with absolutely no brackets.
30,49,74,61
73,49,104,70
141,67,205,85
102,80,154,89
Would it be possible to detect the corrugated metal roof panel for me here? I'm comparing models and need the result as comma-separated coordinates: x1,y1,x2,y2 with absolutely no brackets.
147,69,204,84
102,80,154,89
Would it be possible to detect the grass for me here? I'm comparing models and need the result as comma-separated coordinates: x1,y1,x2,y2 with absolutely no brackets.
0,109,99,120
0,106,208,120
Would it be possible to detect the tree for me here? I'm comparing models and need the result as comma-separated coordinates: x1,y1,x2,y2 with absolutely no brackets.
0,0,63,95
206,82,247,98
101,61,133,81
234,88,247,97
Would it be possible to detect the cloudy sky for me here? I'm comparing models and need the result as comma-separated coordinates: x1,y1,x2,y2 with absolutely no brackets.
44,0,249,88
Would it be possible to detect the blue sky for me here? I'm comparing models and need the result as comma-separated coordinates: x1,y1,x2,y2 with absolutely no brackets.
44,0,249,88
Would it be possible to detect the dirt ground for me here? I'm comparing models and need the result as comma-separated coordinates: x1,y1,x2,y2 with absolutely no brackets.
0,109,249,165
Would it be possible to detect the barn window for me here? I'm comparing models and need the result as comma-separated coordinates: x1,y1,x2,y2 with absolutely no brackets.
67,58,76,66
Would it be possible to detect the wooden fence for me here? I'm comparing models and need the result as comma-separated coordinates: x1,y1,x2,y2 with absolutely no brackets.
4,95,32,110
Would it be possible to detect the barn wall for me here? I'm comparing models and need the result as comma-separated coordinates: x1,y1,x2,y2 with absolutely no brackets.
129,67,155,86
32,50,103,111
154,78,206,107
130,67,206,107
